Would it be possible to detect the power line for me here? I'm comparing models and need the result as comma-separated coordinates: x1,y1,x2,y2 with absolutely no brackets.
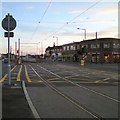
30,0,52,41
68,0,102,24
43,0,102,41
39,0,52,24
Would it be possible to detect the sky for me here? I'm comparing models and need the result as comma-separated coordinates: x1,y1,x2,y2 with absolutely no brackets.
0,0,119,55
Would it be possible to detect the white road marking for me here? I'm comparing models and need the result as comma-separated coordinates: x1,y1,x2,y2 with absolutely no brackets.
30,65,100,119
37,64,120,103
22,81,40,119
95,78,110,83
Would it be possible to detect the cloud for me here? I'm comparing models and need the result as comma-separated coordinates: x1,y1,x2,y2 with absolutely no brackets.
68,2,118,18
56,25,118,41
98,5,118,16
98,26,118,37
24,5,35,10
68,9,82,15
86,26,118,39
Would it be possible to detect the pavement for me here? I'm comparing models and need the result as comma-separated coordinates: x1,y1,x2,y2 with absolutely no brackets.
2,81,35,120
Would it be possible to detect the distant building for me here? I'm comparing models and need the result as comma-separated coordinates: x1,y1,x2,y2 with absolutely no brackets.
80,38,120,63
45,46,62,60
45,38,120,63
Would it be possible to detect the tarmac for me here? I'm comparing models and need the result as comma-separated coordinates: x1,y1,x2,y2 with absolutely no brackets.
1,61,119,120
2,81,35,120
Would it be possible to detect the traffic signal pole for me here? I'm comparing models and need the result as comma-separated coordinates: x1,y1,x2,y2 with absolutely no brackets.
7,13,11,85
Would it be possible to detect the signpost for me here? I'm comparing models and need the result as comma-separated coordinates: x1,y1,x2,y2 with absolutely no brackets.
1,13,17,85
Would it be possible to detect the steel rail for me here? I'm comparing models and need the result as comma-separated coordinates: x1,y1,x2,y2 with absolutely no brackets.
29,64,102,119
37,64,119,103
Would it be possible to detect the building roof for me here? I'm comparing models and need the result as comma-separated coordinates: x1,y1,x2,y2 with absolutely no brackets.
45,38,120,51
81,38,119,43
45,45,62,51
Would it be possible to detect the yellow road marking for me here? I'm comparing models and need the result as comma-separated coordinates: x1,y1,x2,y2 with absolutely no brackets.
17,65,22,81
95,78,110,83
47,77,60,81
0,65,17,83
37,81,43,83
24,65,32,83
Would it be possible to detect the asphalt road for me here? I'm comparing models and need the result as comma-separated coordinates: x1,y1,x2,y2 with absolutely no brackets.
1,61,119,119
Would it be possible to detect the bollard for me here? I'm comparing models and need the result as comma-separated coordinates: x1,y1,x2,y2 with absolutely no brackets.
81,59,84,66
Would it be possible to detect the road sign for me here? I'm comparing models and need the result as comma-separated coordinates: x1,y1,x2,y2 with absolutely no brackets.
1,13,17,85
4,32,14,37
2,15,16,31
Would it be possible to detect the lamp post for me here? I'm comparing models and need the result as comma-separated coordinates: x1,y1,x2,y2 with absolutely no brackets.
77,28,86,40
53,36,58,46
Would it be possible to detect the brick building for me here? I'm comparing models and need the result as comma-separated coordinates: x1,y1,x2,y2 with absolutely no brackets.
45,38,120,63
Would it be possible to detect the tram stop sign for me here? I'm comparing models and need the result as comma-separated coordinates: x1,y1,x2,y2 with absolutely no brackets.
2,14,16,31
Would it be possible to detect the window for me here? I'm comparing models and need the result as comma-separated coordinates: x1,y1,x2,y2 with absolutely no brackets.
73,46,76,50
91,44,99,49
77,45,80,50
70,45,74,50
67,46,70,51
63,46,66,51
97,44,100,48
104,43,110,48
51,49,54,52
85,45,88,48
91,44,96,48
113,43,120,48
70,45,75,50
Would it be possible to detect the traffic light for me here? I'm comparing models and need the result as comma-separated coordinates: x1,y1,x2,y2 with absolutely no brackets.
82,46,87,55
77,50,82,55
82,47,84,54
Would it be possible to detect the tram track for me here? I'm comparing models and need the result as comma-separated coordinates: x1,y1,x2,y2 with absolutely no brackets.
29,64,102,119
23,63,119,118
36,64,119,103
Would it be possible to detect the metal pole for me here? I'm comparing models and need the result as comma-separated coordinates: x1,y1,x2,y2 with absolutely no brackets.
8,13,11,85
56,37,58,46
77,28,86,41
84,29,86,40
39,42,40,55
96,32,97,64
18,38,20,58
41,42,43,55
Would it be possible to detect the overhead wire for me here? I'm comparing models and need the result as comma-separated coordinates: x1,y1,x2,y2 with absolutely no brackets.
68,0,102,24
43,0,102,41
30,0,52,41
39,0,52,24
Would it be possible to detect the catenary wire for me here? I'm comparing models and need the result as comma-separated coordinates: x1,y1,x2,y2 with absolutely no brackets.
30,0,52,41
43,0,102,41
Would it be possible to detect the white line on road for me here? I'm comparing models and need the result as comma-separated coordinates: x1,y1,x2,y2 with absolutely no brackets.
37,65,120,103
22,81,40,119
95,78,110,83
30,65,100,119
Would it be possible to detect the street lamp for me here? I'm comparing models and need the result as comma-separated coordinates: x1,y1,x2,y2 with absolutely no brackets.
53,36,58,46
77,28,86,40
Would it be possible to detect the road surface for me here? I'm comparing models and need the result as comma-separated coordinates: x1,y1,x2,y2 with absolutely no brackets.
1,61,119,119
